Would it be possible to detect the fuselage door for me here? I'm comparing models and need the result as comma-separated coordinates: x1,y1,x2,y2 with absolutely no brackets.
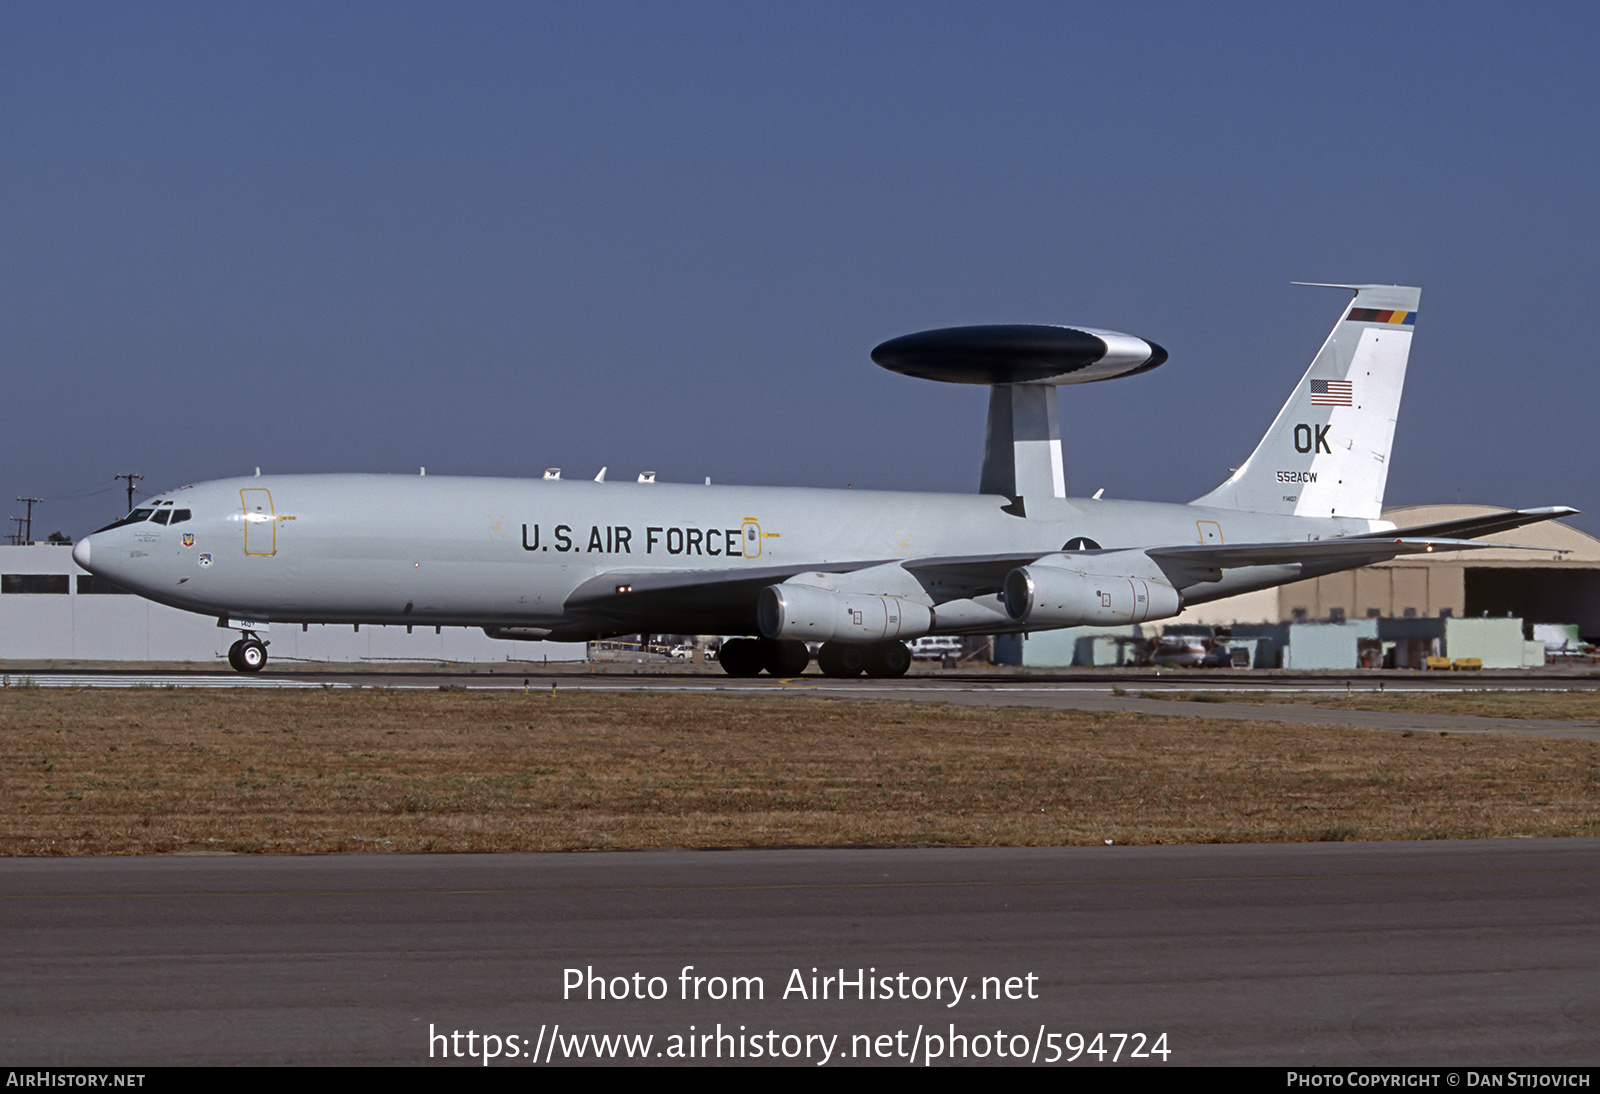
1197,520,1223,545
741,519,761,559
242,489,276,556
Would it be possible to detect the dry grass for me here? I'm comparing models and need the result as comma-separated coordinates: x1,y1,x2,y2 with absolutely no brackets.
1,687,1596,855
1159,689,1600,721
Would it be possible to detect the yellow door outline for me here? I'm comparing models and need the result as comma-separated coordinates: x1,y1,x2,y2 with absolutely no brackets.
242,489,276,556
741,519,761,559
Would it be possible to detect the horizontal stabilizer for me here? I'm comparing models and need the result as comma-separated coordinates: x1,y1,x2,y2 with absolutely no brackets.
1360,506,1578,542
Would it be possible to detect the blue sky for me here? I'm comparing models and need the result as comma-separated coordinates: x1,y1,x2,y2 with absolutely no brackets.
4,2,1596,538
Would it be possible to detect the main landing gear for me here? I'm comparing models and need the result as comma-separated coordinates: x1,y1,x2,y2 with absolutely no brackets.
816,639,910,678
718,638,911,678
719,637,810,677
227,634,269,673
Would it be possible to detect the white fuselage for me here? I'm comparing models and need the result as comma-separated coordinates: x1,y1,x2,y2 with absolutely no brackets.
73,473,1385,641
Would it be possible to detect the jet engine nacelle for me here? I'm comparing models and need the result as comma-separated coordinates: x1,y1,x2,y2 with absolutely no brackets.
757,583,933,643
1003,554,1181,627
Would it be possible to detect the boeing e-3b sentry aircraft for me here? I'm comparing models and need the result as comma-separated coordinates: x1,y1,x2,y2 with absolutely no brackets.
73,283,1573,676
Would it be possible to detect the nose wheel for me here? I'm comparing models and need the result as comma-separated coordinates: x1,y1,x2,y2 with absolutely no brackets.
227,635,268,673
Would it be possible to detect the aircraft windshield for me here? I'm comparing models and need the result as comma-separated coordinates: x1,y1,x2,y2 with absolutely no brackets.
94,509,155,533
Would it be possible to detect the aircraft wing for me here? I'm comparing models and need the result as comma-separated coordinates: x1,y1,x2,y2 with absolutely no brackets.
562,560,899,631
1357,506,1578,543
568,555,1048,623
563,529,1551,632
1145,536,1533,589
909,537,1541,594
904,537,1532,595
899,555,1054,598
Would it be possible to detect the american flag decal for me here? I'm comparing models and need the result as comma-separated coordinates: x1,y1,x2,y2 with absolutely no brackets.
1310,379,1353,406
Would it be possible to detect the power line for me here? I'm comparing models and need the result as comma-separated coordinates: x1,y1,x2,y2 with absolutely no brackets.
42,481,122,502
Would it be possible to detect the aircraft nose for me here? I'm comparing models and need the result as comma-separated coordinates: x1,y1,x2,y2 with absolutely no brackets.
72,537,92,571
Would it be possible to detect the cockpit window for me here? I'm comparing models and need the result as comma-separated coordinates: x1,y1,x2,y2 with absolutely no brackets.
152,510,172,525
94,509,155,533
171,509,191,524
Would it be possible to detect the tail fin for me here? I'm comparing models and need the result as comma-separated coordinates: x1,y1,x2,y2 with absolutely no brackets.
1192,283,1420,520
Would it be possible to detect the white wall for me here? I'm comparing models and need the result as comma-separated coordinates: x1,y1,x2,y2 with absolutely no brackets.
0,545,585,664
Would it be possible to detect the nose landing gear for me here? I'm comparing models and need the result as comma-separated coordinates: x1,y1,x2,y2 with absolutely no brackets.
227,634,269,673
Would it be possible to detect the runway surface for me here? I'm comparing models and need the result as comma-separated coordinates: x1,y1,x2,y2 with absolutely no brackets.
10,667,1600,740
3,841,1596,1066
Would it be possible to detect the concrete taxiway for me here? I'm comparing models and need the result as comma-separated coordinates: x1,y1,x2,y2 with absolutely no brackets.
3,841,1596,1066
9,666,1600,740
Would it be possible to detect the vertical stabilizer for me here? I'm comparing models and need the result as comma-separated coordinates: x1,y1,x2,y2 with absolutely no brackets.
1192,284,1419,520
980,384,1065,505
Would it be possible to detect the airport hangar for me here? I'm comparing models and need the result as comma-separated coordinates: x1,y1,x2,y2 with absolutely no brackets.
0,503,1593,667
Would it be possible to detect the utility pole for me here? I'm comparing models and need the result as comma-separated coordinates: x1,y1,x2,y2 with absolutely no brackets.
16,497,41,544
115,473,143,514
8,516,25,545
